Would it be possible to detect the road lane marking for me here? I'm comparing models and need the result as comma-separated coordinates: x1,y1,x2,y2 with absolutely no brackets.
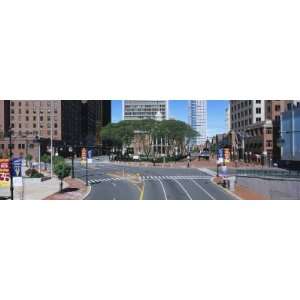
139,183,145,200
158,179,168,200
191,179,215,200
173,179,193,200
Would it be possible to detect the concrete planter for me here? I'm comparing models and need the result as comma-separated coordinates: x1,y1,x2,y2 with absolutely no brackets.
23,177,42,184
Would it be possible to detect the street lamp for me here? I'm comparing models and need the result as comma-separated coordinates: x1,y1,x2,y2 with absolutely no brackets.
8,127,14,200
69,146,75,178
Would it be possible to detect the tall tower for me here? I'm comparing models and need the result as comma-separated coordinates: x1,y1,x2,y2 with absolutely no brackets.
188,100,207,145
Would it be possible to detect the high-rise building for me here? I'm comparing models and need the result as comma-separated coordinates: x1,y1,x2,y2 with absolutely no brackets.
0,100,111,159
225,106,231,133
230,100,266,132
188,100,207,146
122,100,168,120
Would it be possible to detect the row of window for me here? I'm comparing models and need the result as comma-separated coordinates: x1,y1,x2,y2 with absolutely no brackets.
231,100,261,112
10,123,58,129
11,109,58,114
0,143,35,150
10,116,58,122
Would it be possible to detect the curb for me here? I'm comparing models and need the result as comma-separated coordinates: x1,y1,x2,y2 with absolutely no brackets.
210,177,242,200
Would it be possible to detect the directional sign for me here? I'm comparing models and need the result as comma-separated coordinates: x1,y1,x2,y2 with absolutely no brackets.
217,148,224,159
0,159,10,188
12,158,22,177
12,158,23,187
88,150,93,163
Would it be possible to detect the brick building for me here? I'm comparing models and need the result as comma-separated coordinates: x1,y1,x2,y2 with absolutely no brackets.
0,100,111,160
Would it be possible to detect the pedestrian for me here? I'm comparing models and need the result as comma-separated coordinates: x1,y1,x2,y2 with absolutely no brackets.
187,155,191,168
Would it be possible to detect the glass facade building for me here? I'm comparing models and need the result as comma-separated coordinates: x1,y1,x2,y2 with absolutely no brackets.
188,100,207,146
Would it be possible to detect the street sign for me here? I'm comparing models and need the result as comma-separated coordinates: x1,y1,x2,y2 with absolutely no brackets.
12,158,22,177
12,158,23,187
0,159,10,188
217,148,224,159
88,150,93,163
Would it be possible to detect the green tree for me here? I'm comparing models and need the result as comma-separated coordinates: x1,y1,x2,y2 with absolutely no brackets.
101,119,198,158
25,154,33,167
41,154,51,170
54,161,71,193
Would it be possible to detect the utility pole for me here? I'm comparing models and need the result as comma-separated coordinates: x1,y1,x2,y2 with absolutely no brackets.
37,101,41,173
9,128,14,200
50,101,53,178
85,149,88,186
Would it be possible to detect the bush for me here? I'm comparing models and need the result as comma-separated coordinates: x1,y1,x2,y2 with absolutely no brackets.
25,168,44,178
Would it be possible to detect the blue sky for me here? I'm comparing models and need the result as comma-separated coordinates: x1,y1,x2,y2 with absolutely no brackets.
112,100,229,137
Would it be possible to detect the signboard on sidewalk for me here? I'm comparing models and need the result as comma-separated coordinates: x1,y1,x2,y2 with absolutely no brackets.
0,159,10,188
217,148,224,164
224,148,230,163
88,150,93,163
81,148,87,165
12,158,23,187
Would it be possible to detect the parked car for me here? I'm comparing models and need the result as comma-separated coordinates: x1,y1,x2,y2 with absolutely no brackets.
199,151,210,160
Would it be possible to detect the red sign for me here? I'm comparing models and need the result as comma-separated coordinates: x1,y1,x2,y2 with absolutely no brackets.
0,159,10,188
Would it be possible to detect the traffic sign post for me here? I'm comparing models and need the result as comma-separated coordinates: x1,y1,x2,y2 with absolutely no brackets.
12,158,23,187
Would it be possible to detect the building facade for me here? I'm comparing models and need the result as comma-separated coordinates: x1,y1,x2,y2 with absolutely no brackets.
280,105,300,167
225,106,231,133
122,100,168,120
0,100,111,159
188,100,207,146
230,100,266,132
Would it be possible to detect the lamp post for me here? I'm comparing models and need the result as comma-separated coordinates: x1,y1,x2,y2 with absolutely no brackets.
8,127,14,200
85,149,88,186
69,146,75,179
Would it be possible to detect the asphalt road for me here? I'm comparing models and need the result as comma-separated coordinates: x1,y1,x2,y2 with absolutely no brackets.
74,161,236,200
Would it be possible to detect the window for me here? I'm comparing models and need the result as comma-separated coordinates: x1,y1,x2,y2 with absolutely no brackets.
18,124,22,129
26,110,29,114
275,105,281,111
33,116,36,121
33,124,36,128
19,109,21,114
256,108,261,114
266,128,272,134
11,109,14,114
266,140,272,147
256,117,261,122
40,116,43,121
11,123,15,128
18,102,21,107
26,116,29,121
256,100,261,104
54,123,58,128
275,115,280,122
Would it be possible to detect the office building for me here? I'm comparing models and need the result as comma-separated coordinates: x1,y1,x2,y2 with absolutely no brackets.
225,106,231,133
230,100,266,132
0,100,111,159
280,104,300,167
122,100,168,120
188,100,207,146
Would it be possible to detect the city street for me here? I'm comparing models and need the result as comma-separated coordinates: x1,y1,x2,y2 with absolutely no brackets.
74,161,236,200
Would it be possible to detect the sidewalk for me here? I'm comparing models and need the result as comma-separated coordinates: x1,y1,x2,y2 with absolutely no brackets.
44,177,90,200
213,176,270,200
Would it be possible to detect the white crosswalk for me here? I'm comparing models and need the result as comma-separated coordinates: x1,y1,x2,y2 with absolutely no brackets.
88,175,211,185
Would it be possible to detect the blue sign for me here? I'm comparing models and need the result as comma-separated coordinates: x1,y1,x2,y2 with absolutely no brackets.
12,158,22,177
217,148,224,159
88,150,93,159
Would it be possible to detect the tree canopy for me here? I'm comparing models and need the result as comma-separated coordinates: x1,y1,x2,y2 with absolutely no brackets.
101,119,199,155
